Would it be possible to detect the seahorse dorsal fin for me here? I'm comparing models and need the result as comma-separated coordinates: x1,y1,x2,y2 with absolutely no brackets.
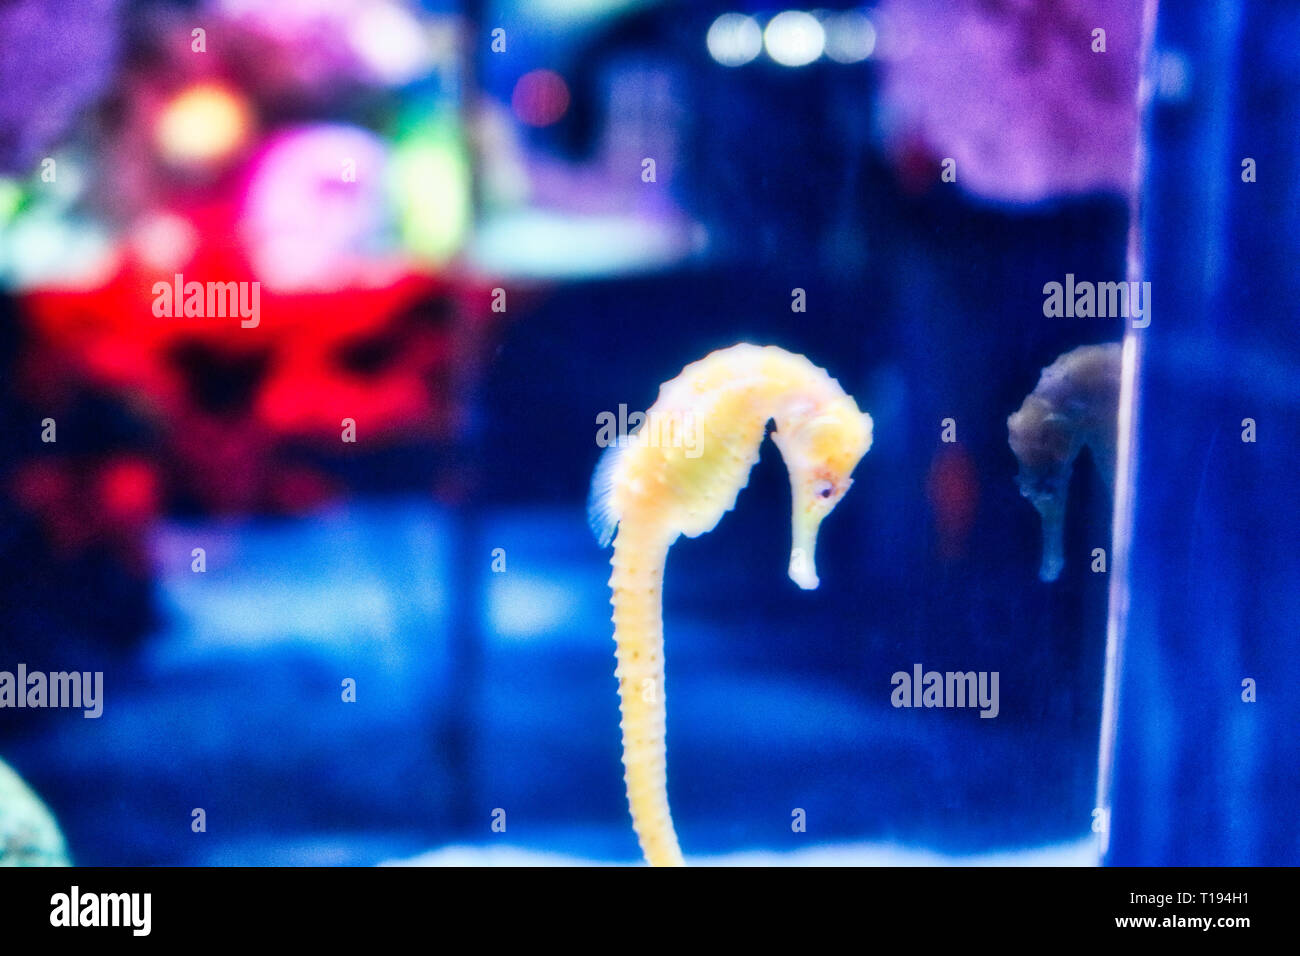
588,441,627,547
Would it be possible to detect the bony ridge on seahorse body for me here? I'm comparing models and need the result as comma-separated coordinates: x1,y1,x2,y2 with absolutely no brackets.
1007,342,1121,582
588,343,874,866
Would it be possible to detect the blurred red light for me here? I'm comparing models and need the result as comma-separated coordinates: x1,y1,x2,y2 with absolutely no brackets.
511,69,570,127
98,457,160,523
927,445,979,560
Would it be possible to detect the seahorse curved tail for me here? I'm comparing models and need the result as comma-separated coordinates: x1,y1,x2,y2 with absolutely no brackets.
608,522,684,866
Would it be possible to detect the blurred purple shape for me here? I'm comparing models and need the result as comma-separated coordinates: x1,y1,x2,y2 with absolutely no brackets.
0,0,120,174
207,0,436,91
239,124,395,291
877,0,1142,203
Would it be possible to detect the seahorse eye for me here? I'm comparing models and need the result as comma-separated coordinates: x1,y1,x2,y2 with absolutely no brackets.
815,480,834,499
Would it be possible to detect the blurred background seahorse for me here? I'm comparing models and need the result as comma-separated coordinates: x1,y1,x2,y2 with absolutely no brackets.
589,344,874,865
1007,343,1121,582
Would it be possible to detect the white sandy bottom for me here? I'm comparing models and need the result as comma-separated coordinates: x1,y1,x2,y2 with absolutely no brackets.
386,838,1097,868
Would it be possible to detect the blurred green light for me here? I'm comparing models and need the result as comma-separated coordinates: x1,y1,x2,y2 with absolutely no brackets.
390,112,472,265
0,180,23,226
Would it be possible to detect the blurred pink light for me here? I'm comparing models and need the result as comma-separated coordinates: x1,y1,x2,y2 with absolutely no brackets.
511,69,570,128
238,124,393,291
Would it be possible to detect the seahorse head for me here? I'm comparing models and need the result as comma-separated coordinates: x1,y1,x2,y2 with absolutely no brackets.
771,393,874,590
1007,395,1080,582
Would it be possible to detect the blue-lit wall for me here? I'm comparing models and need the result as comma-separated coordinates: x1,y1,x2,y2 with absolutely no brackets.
1107,0,1300,865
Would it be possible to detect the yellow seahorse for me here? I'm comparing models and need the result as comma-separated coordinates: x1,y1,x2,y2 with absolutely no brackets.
588,343,874,866
1007,342,1121,582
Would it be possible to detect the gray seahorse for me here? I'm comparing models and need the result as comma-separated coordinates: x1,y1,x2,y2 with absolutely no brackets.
1007,343,1121,582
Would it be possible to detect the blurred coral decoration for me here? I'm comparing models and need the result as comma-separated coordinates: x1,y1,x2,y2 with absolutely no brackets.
0,757,70,866
0,0,122,174
206,0,446,92
877,0,1143,202
1,0,500,564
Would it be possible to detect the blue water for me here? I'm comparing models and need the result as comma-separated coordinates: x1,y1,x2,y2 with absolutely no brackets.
4,500,1099,865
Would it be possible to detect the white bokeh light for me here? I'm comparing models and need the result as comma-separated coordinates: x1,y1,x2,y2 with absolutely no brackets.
707,13,763,67
764,11,825,67
824,10,877,63
350,2,434,85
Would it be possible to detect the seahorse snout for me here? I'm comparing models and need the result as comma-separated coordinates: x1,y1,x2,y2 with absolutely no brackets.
1028,491,1067,582
789,551,820,589
789,514,822,589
